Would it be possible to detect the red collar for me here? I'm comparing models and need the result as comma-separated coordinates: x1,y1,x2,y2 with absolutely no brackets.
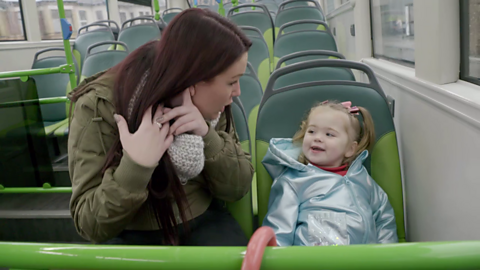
312,164,348,176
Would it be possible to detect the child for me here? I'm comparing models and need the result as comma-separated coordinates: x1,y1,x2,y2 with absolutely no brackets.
262,100,398,246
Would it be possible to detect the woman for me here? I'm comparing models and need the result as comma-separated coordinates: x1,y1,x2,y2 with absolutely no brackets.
67,8,254,246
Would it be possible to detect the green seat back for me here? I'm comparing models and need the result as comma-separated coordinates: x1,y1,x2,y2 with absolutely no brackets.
275,21,327,38
31,57,69,124
238,64,263,217
118,18,161,52
162,12,180,23
73,24,115,73
31,48,78,133
228,4,275,64
274,50,346,69
162,8,183,24
275,7,325,32
273,51,355,88
255,60,405,242
269,11,276,21
240,27,271,90
239,63,263,167
92,20,120,40
80,41,129,82
278,0,323,10
274,21,337,68
257,2,278,11
228,97,254,238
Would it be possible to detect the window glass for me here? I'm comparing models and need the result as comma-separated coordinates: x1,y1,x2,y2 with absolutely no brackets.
371,0,415,65
0,0,26,41
461,0,480,84
118,0,158,26
36,0,107,40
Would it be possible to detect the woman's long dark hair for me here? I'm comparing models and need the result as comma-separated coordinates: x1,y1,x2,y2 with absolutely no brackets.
102,9,251,245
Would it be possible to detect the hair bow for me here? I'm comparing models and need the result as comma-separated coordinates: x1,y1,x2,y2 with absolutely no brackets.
341,101,360,115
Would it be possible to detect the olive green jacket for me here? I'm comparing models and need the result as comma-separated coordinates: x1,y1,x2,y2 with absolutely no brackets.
67,72,254,243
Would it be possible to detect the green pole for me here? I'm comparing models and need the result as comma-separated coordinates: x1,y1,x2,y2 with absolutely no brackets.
153,0,160,21
232,0,239,12
56,0,77,92
218,1,225,16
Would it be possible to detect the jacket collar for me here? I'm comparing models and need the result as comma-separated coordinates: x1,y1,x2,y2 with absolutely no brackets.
266,138,369,175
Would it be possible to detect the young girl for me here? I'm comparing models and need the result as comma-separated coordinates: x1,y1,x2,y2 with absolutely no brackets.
262,100,398,246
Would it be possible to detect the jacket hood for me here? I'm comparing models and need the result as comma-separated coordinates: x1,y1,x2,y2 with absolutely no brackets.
261,138,369,179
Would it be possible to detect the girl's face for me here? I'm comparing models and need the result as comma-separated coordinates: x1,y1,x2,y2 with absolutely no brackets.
191,53,248,120
302,107,358,168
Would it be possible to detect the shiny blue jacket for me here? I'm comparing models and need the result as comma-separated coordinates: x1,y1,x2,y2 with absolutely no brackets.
262,138,398,246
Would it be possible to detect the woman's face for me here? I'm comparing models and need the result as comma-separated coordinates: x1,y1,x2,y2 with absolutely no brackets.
192,52,248,120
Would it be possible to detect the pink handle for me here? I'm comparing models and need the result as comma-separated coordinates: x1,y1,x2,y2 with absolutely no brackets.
241,226,277,270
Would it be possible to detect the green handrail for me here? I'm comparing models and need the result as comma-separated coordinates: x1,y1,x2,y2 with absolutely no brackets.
56,0,77,91
1,241,480,269
0,65,73,81
0,186,72,194
0,97,68,109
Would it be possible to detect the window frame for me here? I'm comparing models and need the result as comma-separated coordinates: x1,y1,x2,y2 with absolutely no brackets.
0,0,27,42
459,0,480,86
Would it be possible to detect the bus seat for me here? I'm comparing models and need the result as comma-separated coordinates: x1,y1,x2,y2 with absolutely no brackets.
279,0,312,7
31,48,78,136
118,17,161,52
255,59,406,242
275,0,325,36
240,26,271,90
55,42,128,137
239,63,263,166
162,8,183,24
73,24,115,73
228,4,276,65
79,41,129,83
275,50,346,69
269,11,276,21
275,19,327,38
273,20,336,68
272,51,355,89
229,97,254,238
144,15,167,32
238,64,263,216
92,20,120,40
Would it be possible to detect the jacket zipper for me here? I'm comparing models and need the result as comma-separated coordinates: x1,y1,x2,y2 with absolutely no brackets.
345,177,369,243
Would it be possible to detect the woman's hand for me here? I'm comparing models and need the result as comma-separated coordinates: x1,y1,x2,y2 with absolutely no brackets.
161,88,208,137
114,105,173,168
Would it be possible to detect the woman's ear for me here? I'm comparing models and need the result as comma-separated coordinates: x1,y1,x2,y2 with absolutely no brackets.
189,86,196,97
